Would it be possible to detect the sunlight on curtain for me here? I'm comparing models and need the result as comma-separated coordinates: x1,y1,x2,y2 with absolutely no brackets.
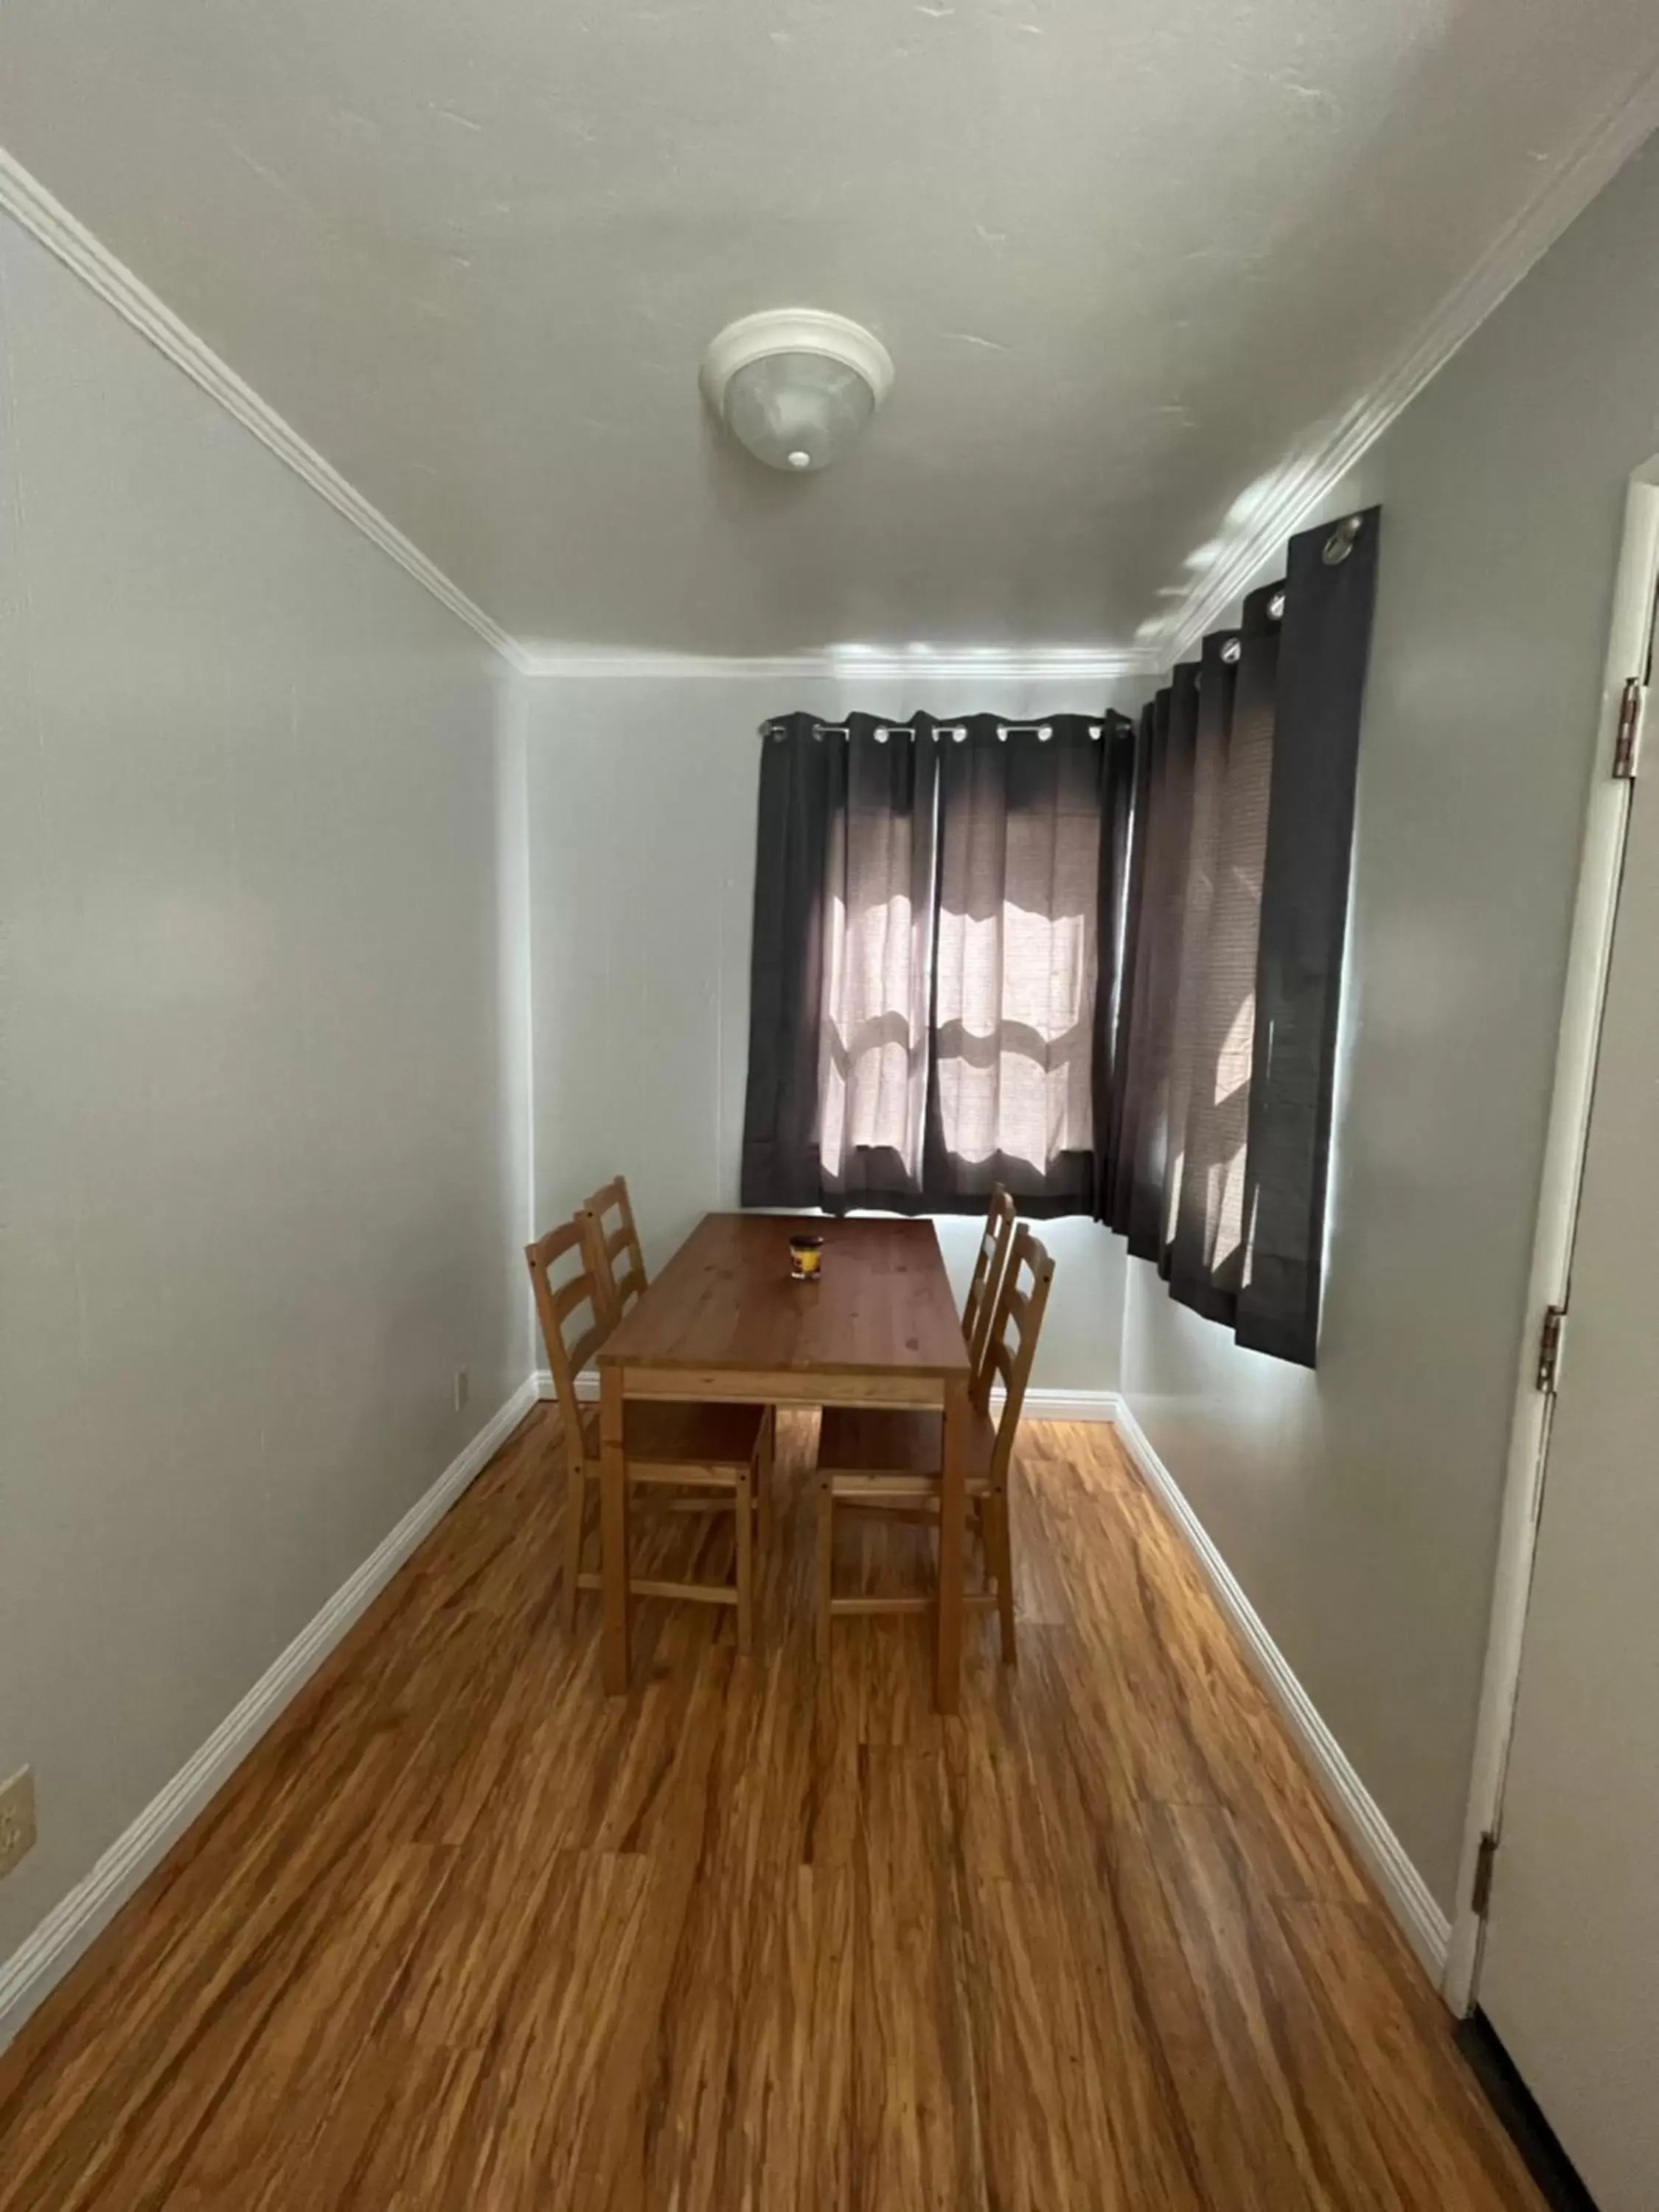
818,884,931,1180
816,740,937,1189
1107,507,1380,1363
741,710,1123,1219
933,747,1100,1175
933,902,1095,1168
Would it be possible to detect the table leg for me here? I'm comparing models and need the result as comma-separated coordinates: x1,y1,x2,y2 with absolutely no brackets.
600,1365,630,1694
935,1376,968,1714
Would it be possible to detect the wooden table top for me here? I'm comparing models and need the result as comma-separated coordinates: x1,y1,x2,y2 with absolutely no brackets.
597,1214,971,1381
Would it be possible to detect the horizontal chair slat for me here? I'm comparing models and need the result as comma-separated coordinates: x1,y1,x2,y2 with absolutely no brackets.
830,1593,999,1617
551,1273,597,1322
825,1472,992,1500
620,1368,945,1407
566,1324,607,1377
830,1594,931,1616
627,1464,751,1488
627,1577,739,1607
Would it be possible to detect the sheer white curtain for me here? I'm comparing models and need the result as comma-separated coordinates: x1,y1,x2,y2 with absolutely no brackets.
817,731,938,1198
930,724,1099,1186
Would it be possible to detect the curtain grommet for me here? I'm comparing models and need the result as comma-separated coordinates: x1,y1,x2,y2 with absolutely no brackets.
1323,515,1364,566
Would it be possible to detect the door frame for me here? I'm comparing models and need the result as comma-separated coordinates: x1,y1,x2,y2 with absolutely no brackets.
1443,460,1659,2014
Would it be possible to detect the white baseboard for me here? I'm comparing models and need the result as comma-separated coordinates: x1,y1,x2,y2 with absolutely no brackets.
0,1377,539,2057
535,1371,1121,1425
1110,1399,1453,1985
1010,1388,1119,1422
536,1366,594,1402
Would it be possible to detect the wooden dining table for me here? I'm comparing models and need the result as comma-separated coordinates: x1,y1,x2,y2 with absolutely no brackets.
595,1211,975,1711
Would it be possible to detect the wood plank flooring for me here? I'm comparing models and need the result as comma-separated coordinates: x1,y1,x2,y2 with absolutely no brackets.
0,1409,1541,2211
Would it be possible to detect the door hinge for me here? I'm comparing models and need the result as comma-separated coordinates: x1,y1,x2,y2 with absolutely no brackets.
1536,1302,1568,1395
1613,676,1644,779
1472,1830,1500,1919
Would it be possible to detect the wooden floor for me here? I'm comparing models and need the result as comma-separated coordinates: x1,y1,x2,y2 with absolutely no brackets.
0,1409,1541,2212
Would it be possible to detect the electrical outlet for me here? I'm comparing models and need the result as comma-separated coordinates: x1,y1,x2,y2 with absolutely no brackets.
453,1366,470,1413
0,1768,36,1879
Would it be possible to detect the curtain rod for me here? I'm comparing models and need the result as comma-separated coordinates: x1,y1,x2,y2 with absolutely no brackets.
758,720,1107,741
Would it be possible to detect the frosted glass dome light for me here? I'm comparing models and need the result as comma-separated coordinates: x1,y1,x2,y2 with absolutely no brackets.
700,310,894,474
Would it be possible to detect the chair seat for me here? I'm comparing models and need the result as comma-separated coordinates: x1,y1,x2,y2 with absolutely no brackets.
578,1398,765,1473
816,1405,997,1493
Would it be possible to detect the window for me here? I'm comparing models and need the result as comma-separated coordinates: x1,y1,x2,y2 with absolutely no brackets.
741,712,1114,1217
740,504,1380,1366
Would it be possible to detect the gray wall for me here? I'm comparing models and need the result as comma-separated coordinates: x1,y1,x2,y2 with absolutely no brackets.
1122,133,1659,1913
526,669,1134,1392
0,211,532,1970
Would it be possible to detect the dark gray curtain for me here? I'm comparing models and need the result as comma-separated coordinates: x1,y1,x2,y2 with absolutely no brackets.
1235,510,1380,1362
739,710,837,1207
1090,710,1141,1215
1115,667,1199,1262
740,711,1131,1216
1166,583,1280,1321
1105,505,1380,1366
1099,699,1155,1227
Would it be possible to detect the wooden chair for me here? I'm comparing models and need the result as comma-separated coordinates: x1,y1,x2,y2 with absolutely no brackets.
526,1217,771,1652
961,1183,1018,1388
580,1175,648,1324
814,1225,1054,1665
578,1175,775,1545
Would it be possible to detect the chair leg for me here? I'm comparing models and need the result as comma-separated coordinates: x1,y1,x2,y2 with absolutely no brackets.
815,1476,834,1663
560,1456,588,1636
985,1484,1018,1665
734,1463,754,1657
755,1408,776,1549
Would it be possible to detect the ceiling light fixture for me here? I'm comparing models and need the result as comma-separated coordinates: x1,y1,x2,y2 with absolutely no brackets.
700,310,894,474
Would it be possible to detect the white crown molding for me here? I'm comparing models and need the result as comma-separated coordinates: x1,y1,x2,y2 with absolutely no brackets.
1155,55,1659,662
12,49,1657,698
0,1377,539,2056
0,139,1155,694
1110,1397,1452,1983
0,145,531,674
518,646,1161,682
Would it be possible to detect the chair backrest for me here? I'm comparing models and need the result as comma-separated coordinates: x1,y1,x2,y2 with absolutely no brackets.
579,1175,648,1326
526,1217,608,1472
962,1183,1018,1403
982,1225,1055,1482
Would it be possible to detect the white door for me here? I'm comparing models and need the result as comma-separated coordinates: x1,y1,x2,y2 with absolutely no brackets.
1476,720,1659,2209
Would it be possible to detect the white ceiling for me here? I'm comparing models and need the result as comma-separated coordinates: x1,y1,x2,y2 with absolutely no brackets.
1,1,1656,661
